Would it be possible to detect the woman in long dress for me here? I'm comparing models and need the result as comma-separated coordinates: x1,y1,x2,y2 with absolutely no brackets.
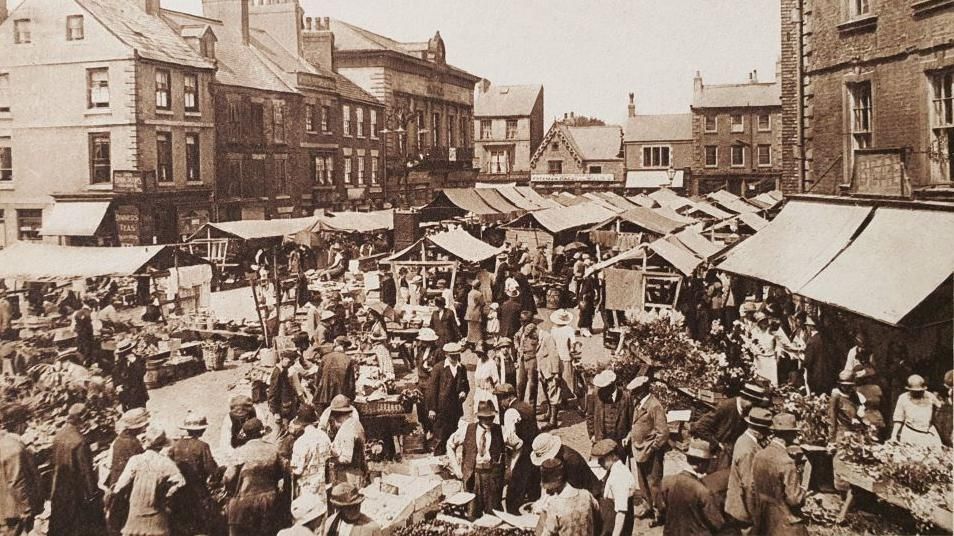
748,312,778,386
890,374,943,447
473,349,501,421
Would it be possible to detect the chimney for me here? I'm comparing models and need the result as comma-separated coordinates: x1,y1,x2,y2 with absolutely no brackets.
751,69,759,83
302,18,335,71
570,111,574,118
693,71,704,94
203,0,250,44
477,78,491,94
0,0,7,26
248,0,303,56
628,93,636,118
140,0,160,15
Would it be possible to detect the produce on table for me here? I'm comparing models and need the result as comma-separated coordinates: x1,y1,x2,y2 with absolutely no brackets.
394,519,533,536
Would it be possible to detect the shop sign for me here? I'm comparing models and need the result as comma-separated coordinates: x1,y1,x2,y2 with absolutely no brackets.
113,170,154,193
347,187,366,201
851,149,907,197
531,173,615,183
115,205,141,246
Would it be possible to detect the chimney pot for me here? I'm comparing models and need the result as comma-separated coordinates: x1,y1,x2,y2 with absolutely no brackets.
752,69,758,83
627,93,636,118
306,16,312,30
564,113,568,120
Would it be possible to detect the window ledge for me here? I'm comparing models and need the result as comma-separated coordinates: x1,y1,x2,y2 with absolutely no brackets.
184,111,202,118
912,0,954,14
155,109,174,116
0,112,11,120
87,183,112,191
84,108,111,116
186,181,204,187
837,14,878,33
0,183,13,190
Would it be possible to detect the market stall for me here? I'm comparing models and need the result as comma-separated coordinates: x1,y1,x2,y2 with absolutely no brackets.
587,206,686,252
185,216,320,272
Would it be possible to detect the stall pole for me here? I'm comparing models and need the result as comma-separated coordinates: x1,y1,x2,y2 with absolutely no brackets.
248,272,269,347
273,247,282,326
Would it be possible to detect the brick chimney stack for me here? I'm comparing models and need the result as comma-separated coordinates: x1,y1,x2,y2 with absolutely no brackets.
693,71,704,95
302,15,335,71
628,93,636,118
140,0,161,15
477,78,491,94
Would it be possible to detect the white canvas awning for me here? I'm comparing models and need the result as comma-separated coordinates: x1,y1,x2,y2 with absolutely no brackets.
40,202,111,236
189,216,319,241
388,228,503,263
624,170,686,189
0,242,171,281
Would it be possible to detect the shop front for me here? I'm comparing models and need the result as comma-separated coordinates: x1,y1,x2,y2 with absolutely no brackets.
529,173,621,195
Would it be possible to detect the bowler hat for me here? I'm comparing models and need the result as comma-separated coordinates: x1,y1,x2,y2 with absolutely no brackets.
540,458,565,484
905,374,928,391
770,412,799,433
745,407,773,429
475,400,496,419
329,482,365,507
329,394,354,414
118,408,151,431
494,383,517,397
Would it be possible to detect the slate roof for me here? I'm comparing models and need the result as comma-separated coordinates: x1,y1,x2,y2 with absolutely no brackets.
474,84,543,117
693,82,781,109
333,72,380,106
624,113,692,142
213,37,294,93
565,126,623,161
78,0,214,69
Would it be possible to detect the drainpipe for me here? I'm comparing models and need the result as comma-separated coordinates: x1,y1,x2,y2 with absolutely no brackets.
795,0,806,192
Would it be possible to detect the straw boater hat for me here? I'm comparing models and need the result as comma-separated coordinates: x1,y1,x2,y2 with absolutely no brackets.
685,438,715,461
744,407,773,429
740,383,771,405
442,342,463,355
180,411,209,432
416,328,438,342
593,369,617,389
530,433,562,466
319,310,335,321
905,374,928,392
506,287,520,298
328,394,354,414
494,337,513,349
549,309,573,326
291,494,327,526
329,482,365,508
115,338,136,355
475,400,496,419
118,408,150,432
770,413,799,433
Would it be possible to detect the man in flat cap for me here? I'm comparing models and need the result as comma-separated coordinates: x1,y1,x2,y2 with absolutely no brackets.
0,403,43,536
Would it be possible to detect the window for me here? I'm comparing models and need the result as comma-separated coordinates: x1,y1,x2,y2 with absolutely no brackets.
370,109,378,138
548,160,563,174
448,115,456,146
356,107,364,138
273,102,286,143
757,114,771,131
704,145,718,167
13,20,31,44
274,159,287,194
344,156,353,184
551,142,559,150
156,132,172,183
371,157,379,184
506,119,518,140
930,70,954,182
185,133,200,182
66,15,84,41
321,105,331,133
16,209,41,241
250,103,265,142
416,111,426,149
87,68,109,109
0,74,10,113
730,145,745,167
847,0,870,18
730,114,744,133
305,104,316,133
313,154,333,185
89,133,110,184
490,150,510,174
357,156,366,184
432,112,441,147
480,120,492,140
704,115,717,132
0,146,11,182
227,101,240,141
588,165,602,174
757,144,772,167
459,116,468,145
342,105,351,136
155,70,171,110
848,81,872,150
642,145,671,168
184,74,198,112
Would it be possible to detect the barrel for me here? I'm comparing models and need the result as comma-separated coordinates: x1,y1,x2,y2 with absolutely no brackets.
144,360,162,389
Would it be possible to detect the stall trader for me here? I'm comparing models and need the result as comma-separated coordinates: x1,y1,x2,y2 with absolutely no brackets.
495,383,540,513
327,395,369,488
113,339,149,412
530,433,601,498
447,400,513,516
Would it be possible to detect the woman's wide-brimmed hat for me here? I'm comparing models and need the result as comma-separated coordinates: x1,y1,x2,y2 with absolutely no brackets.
416,328,438,342
549,309,573,326
180,410,209,431
593,369,617,389
530,433,562,466
905,374,928,391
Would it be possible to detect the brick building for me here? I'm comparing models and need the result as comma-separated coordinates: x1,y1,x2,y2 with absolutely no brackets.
317,19,480,206
780,0,954,197
529,121,624,194
473,81,544,185
0,0,216,246
690,71,783,197
622,93,693,193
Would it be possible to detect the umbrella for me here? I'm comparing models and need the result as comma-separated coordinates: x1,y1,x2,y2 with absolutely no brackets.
563,241,587,251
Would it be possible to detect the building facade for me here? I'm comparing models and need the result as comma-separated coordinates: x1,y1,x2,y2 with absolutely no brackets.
0,0,216,246
529,121,624,193
314,19,480,206
690,71,783,197
472,81,544,184
623,93,693,193
780,0,954,197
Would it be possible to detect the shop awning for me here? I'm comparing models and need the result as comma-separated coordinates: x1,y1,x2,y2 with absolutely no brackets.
388,227,502,263
718,201,873,290
799,208,954,325
314,210,394,233
508,202,617,234
0,242,172,281
707,190,759,214
40,202,111,236
624,170,685,189
189,216,319,241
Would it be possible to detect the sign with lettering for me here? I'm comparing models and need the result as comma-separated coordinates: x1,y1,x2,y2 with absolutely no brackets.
115,205,141,246
851,149,907,197
531,173,616,183
113,171,143,193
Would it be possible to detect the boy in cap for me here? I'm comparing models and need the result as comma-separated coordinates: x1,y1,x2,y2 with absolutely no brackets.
749,413,808,536
536,458,599,536
0,403,43,535
325,482,381,535
657,438,725,535
105,408,150,535
591,439,635,536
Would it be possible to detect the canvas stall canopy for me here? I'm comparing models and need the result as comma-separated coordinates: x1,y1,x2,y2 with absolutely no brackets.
649,188,694,210
504,201,617,236
387,227,503,264
0,242,201,281
582,193,628,213
628,193,657,208
515,187,563,209
749,190,784,210
313,210,394,233
668,229,723,260
707,190,760,214
420,188,516,223
681,201,733,221
588,207,687,251
188,216,320,241
593,191,641,211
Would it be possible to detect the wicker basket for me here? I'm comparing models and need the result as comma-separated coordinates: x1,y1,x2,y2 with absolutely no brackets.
203,343,228,371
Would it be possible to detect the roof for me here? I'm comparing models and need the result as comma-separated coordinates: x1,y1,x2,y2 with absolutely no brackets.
594,207,685,236
627,194,657,208
718,201,873,290
624,113,692,142
648,238,703,276
508,202,617,234
77,0,214,70
0,243,176,281
474,84,543,117
515,187,562,209
693,81,780,109
565,126,623,161
333,72,380,105
474,188,522,215
190,216,319,241
625,170,686,189
388,228,502,263
313,210,393,233
707,190,760,214
591,191,639,212
683,201,733,220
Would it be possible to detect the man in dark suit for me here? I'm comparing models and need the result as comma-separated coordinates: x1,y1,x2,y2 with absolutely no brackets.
430,296,460,348
49,404,105,536
428,342,469,455
112,340,148,411
0,403,43,536
693,382,770,471
586,370,632,446
802,317,836,395
379,266,397,309
495,383,541,512
657,438,725,535
498,289,523,338
627,375,669,518
447,400,508,516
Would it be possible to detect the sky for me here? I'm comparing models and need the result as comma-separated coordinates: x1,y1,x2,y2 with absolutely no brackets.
15,0,781,125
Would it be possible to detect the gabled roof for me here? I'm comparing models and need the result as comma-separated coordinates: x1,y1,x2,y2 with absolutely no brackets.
624,113,692,142
475,84,543,117
333,72,380,106
77,0,214,70
693,82,780,109
566,126,623,161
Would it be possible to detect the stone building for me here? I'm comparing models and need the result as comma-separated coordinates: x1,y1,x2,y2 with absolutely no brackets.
622,93,693,193
316,19,480,206
690,70,783,197
529,121,624,194
472,81,544,185
0,0,216,246
780,0,954,197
